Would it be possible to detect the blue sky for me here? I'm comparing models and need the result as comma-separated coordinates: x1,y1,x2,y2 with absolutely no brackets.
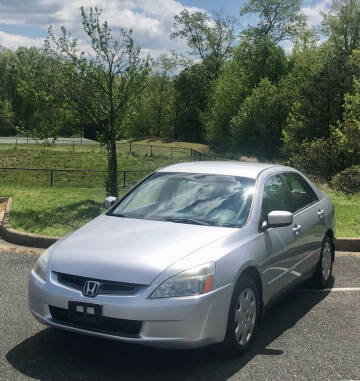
0,0,331,55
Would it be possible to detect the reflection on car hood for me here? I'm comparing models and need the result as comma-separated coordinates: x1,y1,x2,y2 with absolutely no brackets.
50,214,233,285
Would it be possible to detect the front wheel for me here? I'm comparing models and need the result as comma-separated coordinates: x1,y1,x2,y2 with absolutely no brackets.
221,276,260,355
313,236,334,288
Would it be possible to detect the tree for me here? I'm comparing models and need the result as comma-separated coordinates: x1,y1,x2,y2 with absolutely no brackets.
174,63,211,142
171,9,237,79
341,77,360,157
0,48,16,135
204,59,250,151
128,56,177,139
234,38,289,87
240,0,306,44
47,7,149,196
230,76,296,159
322,0,360,58
205,39,289,152
0,99,14,135
12,47,65,142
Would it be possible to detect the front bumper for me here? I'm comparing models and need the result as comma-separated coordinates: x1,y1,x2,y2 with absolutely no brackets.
28,270,233,349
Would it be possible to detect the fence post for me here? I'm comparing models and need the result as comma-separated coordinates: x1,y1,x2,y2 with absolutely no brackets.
129,143,132,154
50,170,54,187
73,141,75,152
190,148,193,158
150,145,153,157
27,137,28,144
171,147,173,159
123,171,126,187
15,137,17,149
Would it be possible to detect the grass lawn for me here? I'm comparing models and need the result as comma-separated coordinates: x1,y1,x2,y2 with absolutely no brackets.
0,186,126,236
0,145,194,188
0,144,190,169
119,137,209,153
0,137,209,157
0,143,358,238
0,143,194,236
0,184,358,238
320,185,360,238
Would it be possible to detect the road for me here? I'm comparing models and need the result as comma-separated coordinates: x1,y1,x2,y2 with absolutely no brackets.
0,137,94,145
0,250,359,381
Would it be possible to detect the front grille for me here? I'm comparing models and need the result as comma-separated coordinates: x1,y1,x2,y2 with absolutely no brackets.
55,272,145,296
49,305,142,337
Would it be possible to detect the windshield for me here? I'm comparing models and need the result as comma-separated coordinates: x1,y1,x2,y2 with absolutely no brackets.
110,172,256,228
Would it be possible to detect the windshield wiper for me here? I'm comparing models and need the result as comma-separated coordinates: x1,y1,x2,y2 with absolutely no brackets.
111,213,133,218
162,217,211,226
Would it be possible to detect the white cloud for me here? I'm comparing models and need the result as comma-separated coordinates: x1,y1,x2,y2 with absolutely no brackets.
302,0,331,26
0,31,44,50
0,0,204,56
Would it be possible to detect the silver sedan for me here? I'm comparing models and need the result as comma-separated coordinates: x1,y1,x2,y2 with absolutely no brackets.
28,161,335,354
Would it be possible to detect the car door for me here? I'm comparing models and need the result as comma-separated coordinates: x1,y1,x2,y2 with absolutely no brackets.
281,172,326,275
260,174,301,296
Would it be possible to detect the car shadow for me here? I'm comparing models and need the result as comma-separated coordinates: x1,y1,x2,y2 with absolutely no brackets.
6,285,331,381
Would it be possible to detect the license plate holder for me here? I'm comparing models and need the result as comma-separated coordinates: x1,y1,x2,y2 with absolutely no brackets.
68,301,103,325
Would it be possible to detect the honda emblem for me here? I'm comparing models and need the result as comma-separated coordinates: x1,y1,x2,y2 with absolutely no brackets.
83,281,100,297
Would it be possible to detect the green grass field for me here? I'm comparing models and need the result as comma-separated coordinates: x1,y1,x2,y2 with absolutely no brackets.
0,142,194,236
0,144,193,188
0,137,208,157
0,143,358,238
320,185,360,238
1,183,358,238
0,186,111,236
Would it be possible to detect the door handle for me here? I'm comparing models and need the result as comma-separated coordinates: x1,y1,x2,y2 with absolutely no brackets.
317,209,324,218
292,224,302,235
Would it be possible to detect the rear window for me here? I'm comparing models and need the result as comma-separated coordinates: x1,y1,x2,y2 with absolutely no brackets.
282,173,318,212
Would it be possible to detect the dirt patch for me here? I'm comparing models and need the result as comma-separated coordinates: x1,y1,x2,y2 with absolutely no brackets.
0,200,7,213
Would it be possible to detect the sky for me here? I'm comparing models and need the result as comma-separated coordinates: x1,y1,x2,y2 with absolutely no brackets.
0,0,332,56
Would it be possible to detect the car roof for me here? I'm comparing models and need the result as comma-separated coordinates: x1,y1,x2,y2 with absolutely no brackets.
158,161,280,179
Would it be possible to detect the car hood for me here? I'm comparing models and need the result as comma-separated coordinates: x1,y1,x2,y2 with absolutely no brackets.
50,214,233,285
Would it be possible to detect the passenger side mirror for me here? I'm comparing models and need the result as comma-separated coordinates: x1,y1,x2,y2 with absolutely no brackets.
263,211,293,230
104,196,118,209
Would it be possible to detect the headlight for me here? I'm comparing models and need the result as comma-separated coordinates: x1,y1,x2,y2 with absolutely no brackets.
150,262,215,298
34,249,49,281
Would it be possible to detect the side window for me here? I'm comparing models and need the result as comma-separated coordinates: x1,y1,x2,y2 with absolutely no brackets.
282,173,318,212
262,175,292,217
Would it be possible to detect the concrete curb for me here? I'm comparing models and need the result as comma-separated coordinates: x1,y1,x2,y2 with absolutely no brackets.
335,238,360,253
0,196,359,251
0,197,59,249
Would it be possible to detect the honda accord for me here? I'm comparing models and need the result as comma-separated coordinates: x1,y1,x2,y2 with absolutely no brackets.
28,161,335,354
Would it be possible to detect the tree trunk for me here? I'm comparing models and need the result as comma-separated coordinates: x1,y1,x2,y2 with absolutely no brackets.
106,120,118,197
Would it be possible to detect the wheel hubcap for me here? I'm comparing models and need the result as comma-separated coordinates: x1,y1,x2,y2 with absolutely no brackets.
234,288,257,346
322,242,332,281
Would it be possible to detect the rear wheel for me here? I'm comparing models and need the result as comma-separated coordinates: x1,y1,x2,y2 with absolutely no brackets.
222,276,260,355
313,235,333,288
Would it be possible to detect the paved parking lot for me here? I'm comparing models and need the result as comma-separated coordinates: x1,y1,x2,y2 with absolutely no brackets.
0,250,359,381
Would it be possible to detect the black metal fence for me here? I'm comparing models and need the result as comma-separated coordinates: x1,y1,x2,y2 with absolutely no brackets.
0,137,205,159
0,149,225,189
0,167,152,188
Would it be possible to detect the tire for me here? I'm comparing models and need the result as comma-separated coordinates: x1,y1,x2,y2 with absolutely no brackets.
221,276,260,356
313,235,334,288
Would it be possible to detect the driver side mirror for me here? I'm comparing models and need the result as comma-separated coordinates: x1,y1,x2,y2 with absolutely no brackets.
104,196,118,209
262,211,293,230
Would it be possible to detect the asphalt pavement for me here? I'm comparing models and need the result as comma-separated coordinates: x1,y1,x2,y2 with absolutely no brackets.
0,250,359,381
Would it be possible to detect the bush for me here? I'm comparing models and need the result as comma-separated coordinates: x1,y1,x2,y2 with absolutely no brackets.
289,137,346,181
331,166,360,194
